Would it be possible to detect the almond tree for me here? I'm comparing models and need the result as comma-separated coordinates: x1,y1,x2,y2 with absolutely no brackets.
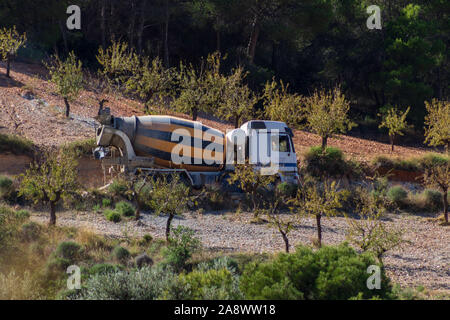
262,78,303,127
45,52,83,118
19,149,79,226
303,86,356,149
379,106,410,151
424,99,450,153
345,187,406,264
423,163,449,223
217,67,257,128
174,52,224,121
0,26,26,78
149,175,191,241
294,179,344,247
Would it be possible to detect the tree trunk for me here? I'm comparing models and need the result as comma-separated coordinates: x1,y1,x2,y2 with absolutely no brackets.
49,201,57,226
443,187,448,223
64,97,70,117
6,53,11,78
281,231,289,253
137,0,147,54
165,213,174,242
321,136,328,149
389,135,395,152
247,16,259,64
163,0,170,67
192,106,198,121
234,115,240,129
316,214,322,248
101,0,107,48
128,0,136,47
59,20,69,54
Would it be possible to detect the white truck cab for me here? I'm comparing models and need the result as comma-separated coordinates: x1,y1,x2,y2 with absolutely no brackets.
225,120,299,184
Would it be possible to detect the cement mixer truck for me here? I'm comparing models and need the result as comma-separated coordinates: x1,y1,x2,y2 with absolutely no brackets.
93,109,299,187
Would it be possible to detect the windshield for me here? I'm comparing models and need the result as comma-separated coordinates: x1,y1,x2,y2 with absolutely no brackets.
271,135,291,153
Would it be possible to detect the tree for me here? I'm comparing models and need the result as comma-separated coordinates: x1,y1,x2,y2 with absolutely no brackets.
148,175,191,241
174,52,224,121
379,106,410,151
96,40,137,89
345,187,406,264
0,26,26,78
217,67,257,128
303,87,356,149
423,163,449,224
45,52,83,118
228,163,275,215
19,149,79,226
424,99,450,152
294,179,344,247
263,183,299,253
262,78,303,127
125,56,176,114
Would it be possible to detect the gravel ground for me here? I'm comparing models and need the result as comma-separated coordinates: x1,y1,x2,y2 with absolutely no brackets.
31,210,449,292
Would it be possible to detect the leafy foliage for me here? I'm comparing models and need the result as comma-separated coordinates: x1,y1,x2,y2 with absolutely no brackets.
18,149,79,225
164,226,201,272
45,52,83,117
379,106,410,151
0,25,26,76
240,244,392,300
303,86,355,148
424,99,450,151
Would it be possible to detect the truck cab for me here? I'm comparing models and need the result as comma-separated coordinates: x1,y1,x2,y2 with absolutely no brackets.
225,120,299,185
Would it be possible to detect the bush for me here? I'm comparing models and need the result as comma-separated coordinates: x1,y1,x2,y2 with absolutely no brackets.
164,226,201,271
102,198,112,208
135,253,153,269
387,186,408,205
104,209,121,223
177,268,243,300
89,263,123,276
112,246,130,263
55,241,82,262
0,206,27,253
20,221,41,242
423,189,442,210
240,244,392,300
77,265,176,300
0,175,13,195
115,201,135,217
304,146,348,177
0,133,34,155
15,209,30,219
63,138,96,157
276,182,298,198
108,179,128,198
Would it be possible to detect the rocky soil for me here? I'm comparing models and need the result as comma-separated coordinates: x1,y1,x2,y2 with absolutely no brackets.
31,209,449,293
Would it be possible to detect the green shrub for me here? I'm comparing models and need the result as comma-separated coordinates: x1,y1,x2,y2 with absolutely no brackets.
93,204,101,213
164,226,201,271
20,221,41,242
63,138,96,157
0,133,34,155
143,234,153,243
418,153,449,169
423,189,442,210
108,179,128,198
372,154,449,172
46,256,72,274
104,209,121,223
240,244,392,300
0,206,27,253
15,209,30,219
55,241,82,262
89,263,123,276
304,146,348,177
0,175,13,194
276,182,298,198
387,186,408,205
177,268,243,300
112,246,130,263
102,198,112,208
77,265,176,300
115,201,135,217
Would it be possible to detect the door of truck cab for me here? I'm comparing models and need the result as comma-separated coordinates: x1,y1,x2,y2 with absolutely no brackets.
269,133,296,170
